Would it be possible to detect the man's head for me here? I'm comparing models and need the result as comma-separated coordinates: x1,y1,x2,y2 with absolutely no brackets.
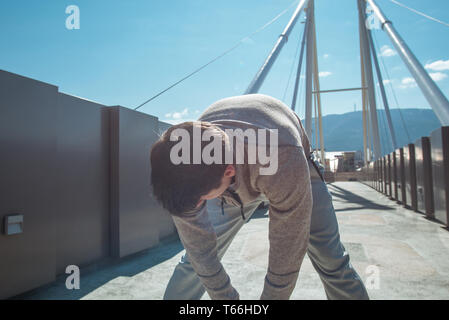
150,121,235,216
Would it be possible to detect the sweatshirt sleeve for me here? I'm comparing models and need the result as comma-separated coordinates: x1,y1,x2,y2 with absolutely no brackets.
254,146,313,300
171,203,239,300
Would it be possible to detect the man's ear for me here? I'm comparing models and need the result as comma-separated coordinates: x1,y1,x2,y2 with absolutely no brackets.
223,165,236,178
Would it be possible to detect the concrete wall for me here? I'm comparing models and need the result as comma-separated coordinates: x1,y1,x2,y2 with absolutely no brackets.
0,70,176,298
55,93,111,275
403,144,417,211
430,127,449,226
360,126,449,228
392,150,398,201
386,154,392,198
414,137,434,218
110,107,175,258
0,71,59,299
398,148,406,204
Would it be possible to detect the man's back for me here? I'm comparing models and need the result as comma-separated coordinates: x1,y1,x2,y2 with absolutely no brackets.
198,94,310,153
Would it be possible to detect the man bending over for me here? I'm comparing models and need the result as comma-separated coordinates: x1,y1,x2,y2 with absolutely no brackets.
150,94,369,300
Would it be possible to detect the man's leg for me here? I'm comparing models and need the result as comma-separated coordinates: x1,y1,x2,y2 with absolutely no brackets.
307,178,369,300
163,197,264,300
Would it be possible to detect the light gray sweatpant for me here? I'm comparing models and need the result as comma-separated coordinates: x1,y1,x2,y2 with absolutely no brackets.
163,167,369,300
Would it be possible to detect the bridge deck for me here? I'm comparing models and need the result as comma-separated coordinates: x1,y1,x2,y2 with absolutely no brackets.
17,182,449,300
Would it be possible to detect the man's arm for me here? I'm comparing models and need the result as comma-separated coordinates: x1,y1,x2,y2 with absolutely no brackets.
255,146,313,300
172,203,239,300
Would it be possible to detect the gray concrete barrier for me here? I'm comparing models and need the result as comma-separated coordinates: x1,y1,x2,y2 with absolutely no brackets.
430,126,449,227
414,136,434,218
397,148,406,204
361,128,449,229
392,150,399,201
109,106,175,258
383,156,389,196
385,154,392,198
0,70,176,299
403,144,418,211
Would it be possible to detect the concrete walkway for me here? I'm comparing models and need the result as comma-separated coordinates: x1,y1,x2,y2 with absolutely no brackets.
16,182,449,300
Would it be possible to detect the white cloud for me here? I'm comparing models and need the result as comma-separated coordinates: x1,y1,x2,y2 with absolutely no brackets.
172,108,188,120
377,79,393,87
379,45,397,57
319,71,332,78
397,73,447,87
429,72,448,82
323,54,330,59
164,108,190,122
399,77,417,89
163,118,196,125
425,59,449,71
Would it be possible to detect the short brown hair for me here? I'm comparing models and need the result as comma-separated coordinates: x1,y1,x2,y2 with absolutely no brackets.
150,121,227,216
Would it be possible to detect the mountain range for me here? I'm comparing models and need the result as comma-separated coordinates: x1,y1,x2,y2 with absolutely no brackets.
306,108,441,154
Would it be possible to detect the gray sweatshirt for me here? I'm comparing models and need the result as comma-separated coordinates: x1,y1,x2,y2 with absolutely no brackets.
171,94,314,300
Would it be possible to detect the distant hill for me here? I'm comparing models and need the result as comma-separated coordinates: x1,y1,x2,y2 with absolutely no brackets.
305,108,441,154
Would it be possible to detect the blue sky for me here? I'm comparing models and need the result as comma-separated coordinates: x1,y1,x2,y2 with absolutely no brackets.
1,0,449,124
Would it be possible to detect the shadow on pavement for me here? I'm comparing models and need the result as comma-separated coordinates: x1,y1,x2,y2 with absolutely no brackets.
12,236,184,300
328,183,395,212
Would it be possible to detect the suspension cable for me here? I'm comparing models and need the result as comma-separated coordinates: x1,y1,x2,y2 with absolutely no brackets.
387,0,449,29
297,71,305,118
134,0,300,111
282,22,305,102
378,88,393,154
372,31,412,142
